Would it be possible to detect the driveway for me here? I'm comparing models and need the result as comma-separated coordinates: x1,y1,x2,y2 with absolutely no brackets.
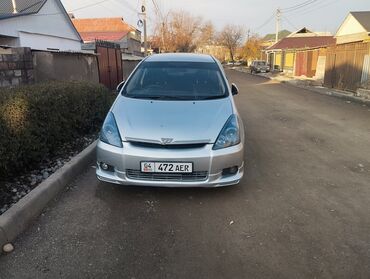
1,70,369,279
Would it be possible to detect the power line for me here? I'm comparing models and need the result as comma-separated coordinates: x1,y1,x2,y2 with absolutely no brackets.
100,0,137,18
110,0,137,14
285,0,328,15
251,0,335,36
32,0,111,16
297,0,339,16
68,0,112,12
20,0,44,13
251,1,316,35
253,13,275,32
282,15,298,30
282,0,314,10
31,0,139,21
151,0,160,13
281,0,319,12
151,0,163,21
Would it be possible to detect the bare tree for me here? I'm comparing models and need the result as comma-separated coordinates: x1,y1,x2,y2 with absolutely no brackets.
151,10,202,53
171,11,202,52
218,25,244,62
242,35,263,62
198,21,215,46
151,11,171,52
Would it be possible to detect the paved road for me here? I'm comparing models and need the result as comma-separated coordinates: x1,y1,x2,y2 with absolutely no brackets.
1,70,370,279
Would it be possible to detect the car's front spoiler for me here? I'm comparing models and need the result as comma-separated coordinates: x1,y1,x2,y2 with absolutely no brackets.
96,162,244,188
96,140,245,188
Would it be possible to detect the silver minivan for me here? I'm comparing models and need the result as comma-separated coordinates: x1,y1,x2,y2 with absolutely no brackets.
96,53,244,187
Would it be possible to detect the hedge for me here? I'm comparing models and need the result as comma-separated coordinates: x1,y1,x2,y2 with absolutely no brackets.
0,81,114,180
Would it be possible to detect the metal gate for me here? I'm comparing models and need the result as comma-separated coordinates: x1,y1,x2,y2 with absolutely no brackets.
96,40,123,90
307,49,319,78
295,52,307,76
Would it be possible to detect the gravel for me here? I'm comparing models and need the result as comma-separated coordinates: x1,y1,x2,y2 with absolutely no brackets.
0,133,98,215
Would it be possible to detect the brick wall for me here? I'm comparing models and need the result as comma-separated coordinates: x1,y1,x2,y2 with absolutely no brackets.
0,47,34,87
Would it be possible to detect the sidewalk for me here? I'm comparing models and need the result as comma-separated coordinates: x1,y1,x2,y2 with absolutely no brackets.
233,67,370,106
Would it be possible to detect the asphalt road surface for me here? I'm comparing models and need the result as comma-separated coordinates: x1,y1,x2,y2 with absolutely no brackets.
1,70,370,279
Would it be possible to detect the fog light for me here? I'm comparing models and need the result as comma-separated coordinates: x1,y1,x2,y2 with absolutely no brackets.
222,166,238,176
100,162,114,172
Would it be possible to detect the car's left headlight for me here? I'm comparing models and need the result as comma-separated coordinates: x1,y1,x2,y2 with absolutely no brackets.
100,112,123,148
213,114,240,150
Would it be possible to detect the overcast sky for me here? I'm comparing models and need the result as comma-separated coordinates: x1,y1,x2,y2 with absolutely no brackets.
61,0,370,36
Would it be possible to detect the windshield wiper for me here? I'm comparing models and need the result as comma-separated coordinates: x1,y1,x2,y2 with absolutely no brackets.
156,96,192,100
126,95,161,100
128,95,191,100
194,96,224,100
127,95,224,101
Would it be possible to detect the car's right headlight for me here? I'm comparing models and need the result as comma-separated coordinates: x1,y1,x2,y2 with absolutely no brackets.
100,112,123,148
213,114,240,150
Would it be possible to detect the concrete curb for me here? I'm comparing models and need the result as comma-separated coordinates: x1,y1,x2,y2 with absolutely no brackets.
232,68,370,106
0,141,97,250
283,82,370,106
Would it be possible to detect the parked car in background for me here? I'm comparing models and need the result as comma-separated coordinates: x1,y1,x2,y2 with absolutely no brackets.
250,60,270,73
96,53,245,188
226,61,242,66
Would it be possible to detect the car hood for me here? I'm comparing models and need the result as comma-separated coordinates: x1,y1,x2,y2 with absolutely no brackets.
112,96,233,144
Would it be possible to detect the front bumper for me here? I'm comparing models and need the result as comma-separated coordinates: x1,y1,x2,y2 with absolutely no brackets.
96,140,244,188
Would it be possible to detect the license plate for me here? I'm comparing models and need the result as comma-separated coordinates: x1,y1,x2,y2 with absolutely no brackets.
261,70,266,73
141,162,193,173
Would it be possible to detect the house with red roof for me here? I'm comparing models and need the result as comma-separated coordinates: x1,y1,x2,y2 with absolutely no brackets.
265,28,335,77
72,17,142,56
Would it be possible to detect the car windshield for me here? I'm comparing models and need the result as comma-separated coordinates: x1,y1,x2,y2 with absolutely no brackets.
123,61,228,100
257,61,266,66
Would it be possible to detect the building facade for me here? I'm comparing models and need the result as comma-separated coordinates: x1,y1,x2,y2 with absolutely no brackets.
324,11,370,91
72,17,142,56
265,28,335,76
0,0,82,51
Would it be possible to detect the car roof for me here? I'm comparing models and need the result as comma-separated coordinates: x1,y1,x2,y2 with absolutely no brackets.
145,53,215,63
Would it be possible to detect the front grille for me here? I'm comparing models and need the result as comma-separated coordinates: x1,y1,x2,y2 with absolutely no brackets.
129,141,207,149
126,169,208,182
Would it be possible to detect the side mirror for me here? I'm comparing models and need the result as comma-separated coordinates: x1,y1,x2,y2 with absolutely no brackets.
116,81,125,93
231,83,239,95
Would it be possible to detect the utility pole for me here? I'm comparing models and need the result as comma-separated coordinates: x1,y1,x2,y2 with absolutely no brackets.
12,0,18,14
275,8,281,43
161,22,165,53
273,8,281,70
140,0,148,56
